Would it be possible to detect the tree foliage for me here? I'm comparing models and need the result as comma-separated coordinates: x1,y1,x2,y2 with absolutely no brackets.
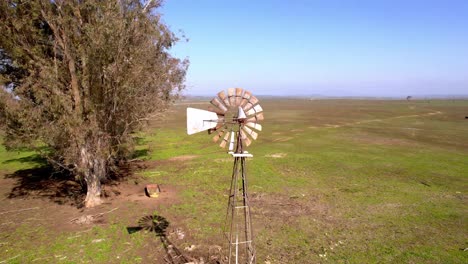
0,0,188,207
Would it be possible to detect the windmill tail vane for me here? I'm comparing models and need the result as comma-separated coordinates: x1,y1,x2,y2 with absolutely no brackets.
186,88,263,264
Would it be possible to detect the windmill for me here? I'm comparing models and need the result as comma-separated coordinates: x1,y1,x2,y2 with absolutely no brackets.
186,88,263,264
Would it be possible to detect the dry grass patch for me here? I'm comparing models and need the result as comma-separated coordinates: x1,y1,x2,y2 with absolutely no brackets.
273,137,293,142
168,155,199,161
265,153,287,158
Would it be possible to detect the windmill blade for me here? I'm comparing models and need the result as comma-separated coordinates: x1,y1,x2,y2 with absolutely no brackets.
217,114,225,122
228,131,235,151
240,130,248,140
187,107,219,135
244,135,252,146
209,121,225,134
242,126,258,140
240,130,252,146
245,122,262,131
256,112,264,121
246,112,264,123
240,90,252,107
210,97,228,113
218,90,230,107
255,112,265,121
243,95,259,112
219,132,230,148
246,104,263,116
235,88,243,106
208,106,226,116
249,95,259,105
213,129,226,142
228,88,236,106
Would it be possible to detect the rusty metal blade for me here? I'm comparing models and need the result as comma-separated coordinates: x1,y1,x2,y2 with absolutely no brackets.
246,104,263,116
235,88,243,106
245,122,262,131
213,129,225,142
218,90,230,107
228,88,236,106
244,136,252,146
219,132,230,148
250,130,258,140
218,90,227,101
208,106,226,115
240,130,248,140
243,90,252,99
249,96,259,105
210,97,228,113
256,112,264,121
243,102,253,112
241,90,252,106
209,121,224,134
243,126,258,140
228,88,235,97
228,131,235,151
246,112,264,123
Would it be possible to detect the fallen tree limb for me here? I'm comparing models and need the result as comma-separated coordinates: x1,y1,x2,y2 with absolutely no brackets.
70,207,119,224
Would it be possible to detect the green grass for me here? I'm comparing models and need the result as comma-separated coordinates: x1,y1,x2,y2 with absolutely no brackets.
2,222,151,263
0,99,467,263
0,138,43,173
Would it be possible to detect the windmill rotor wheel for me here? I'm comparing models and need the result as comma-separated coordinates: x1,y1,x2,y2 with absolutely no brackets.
187,88,264,152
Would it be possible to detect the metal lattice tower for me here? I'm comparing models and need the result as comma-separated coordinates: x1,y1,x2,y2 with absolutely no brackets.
224,131,255,264
186,88,263,264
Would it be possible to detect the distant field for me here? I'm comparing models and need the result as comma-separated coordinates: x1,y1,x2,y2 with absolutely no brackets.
0,99,467,263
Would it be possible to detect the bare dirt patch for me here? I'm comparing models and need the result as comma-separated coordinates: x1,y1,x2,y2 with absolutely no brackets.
0,169,180,234
214,158,232,163
104,179,179,209
250,192,332,221
168,155,198,162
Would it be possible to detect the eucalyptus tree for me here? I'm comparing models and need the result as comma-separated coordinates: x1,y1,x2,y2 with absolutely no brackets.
0,0,188,207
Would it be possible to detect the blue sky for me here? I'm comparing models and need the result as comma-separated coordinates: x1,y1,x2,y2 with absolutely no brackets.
161,0,468,97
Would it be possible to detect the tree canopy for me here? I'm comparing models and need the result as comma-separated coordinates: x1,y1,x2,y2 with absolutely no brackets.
0,0,188,207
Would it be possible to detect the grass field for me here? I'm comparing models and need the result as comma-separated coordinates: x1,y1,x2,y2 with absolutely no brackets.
0,98,467,263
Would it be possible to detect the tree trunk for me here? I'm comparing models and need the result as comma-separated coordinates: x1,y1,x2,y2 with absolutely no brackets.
80,144,105,208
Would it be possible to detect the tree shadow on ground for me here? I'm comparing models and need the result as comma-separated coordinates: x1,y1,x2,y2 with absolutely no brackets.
131,148,150,160
127,214,191,264
4,154,85,207
3,154,148,209
2,152,145,208
3,153,48,165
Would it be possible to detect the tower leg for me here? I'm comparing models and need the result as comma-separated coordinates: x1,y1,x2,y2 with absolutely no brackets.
225,156,256,264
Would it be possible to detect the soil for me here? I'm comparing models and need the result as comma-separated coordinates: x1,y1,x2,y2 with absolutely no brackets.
0,161,227,263
0,164,179,234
